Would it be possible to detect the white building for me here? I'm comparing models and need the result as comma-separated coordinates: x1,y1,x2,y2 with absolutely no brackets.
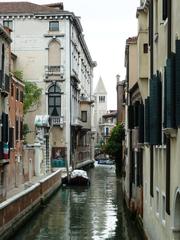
0,2,96,170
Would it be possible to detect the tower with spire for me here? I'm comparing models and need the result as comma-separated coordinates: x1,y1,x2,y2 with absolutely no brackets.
93,76,107,144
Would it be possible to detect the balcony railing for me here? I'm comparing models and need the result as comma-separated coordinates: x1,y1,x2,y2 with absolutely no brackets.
79,95,94,104
50,116,64,127
45,65,64,77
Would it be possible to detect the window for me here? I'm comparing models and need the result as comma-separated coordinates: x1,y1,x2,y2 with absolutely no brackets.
105,127,109,136
49,21,59,31
9,127,14,148
99,96,105,103
16,118,19,140
20,119,23,140
11,84,14,97
143,43,148,53
3,20,13,30
162,0,168,21
20,91,23,102
48,84,61,116
16,88,19,101
81,111,87,122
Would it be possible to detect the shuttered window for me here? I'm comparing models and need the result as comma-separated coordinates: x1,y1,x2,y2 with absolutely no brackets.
149,74,162,145
165,54,175,128
144,97,150,143
16,118,19,140
9,127,14,148
2,112,8,143
138,103,144,143
175,40,180,127
134,101,139,127
128,105,134,129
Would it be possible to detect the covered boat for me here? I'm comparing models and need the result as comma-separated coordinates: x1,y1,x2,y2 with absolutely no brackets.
62,170,90,186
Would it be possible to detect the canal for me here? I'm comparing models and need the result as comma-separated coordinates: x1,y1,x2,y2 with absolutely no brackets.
14,165,143,240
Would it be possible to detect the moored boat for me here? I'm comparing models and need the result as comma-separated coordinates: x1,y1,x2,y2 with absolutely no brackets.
62,169,90,186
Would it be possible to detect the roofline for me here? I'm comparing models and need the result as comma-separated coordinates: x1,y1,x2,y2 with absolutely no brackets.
0,11,96,68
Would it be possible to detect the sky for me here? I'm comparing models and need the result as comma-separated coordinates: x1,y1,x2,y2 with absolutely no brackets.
2,0,140,109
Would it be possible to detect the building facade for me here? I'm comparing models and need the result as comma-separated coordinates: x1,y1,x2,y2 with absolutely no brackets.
124,1,180,239
0,2,96,170
0,24,11,202
99,110,117,145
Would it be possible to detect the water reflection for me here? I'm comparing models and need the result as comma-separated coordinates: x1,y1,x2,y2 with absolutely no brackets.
14,166,142,240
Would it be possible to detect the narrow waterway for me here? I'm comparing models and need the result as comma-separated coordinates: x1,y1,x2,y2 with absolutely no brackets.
13,165,143,240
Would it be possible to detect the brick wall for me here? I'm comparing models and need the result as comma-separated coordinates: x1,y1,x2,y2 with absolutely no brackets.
0,169,61,239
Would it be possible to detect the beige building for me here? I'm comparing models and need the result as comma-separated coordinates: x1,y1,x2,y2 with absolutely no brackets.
124,0,180,239
124,36,144,220
0,24,11,202
0,2,96,170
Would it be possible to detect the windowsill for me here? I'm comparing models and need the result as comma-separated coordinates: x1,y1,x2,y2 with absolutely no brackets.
44,33,65,38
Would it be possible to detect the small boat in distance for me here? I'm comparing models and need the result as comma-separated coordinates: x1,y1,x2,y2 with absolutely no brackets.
62,169,90,186
97,159,115,165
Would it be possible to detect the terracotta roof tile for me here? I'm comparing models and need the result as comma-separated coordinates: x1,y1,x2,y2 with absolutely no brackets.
0,2,63,14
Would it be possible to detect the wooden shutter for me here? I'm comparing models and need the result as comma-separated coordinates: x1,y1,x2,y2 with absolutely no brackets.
138,103,144,143
150,74,162,145
144,97,150,143
128,105,134,129
2,112,8,142
163,67,167,128
134,101,139,127
9,128,14,148
166,54,175,128
175,40,180,127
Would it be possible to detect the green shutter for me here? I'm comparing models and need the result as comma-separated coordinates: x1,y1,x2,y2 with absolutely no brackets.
138,103,144,143
134,101,139,127
150,74,162,145
145,97,150,143
166,54,175,128
175,40,180,126
163,67,167,128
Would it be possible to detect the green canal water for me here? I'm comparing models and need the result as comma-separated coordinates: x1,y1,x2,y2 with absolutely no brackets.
13,165,143,240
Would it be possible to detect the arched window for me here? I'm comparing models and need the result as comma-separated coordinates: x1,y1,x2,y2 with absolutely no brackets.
48,84,61,116
48,40,61,66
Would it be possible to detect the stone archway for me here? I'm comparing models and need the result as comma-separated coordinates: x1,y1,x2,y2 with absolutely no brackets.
173,188,180,240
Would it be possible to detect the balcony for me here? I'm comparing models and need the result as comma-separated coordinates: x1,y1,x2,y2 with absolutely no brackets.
71,117,83,128
0,71,10,94
45,65,64,80
79,94,94,104
50,116,64,127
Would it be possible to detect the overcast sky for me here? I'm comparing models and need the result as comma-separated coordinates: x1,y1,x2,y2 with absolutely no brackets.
2,0,139,109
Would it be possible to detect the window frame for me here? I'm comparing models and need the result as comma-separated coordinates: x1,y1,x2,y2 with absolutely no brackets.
3,20,13,30
81,111,87,122
48,84,61,117
49,21,59,31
